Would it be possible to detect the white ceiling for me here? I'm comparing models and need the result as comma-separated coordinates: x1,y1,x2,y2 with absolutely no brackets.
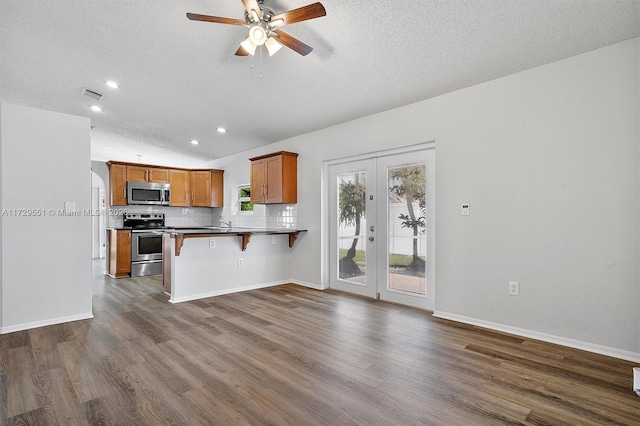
1,0,639,168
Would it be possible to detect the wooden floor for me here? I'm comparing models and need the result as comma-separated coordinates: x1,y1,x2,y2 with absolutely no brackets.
1,262,638,425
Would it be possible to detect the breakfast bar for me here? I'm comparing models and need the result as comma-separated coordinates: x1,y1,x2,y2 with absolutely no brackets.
169,228,304,255
162,228,306,303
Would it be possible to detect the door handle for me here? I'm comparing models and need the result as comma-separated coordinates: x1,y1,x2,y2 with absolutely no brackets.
368,236,374,242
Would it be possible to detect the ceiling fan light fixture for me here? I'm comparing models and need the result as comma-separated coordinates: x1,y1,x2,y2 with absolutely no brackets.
240,37,257,55
250,10,260,22
269,18,285,28
249,25,267,46
186,1,326,57
265,37,282,56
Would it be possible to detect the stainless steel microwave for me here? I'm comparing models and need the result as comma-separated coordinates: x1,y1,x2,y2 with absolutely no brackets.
127,182,170,206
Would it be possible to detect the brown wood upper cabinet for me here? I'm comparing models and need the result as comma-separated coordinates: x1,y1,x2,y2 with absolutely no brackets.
191,170,224,207
250,151,298,204
107,161,224,208
127,165,169,183
108,163,128,206
169,169,190,207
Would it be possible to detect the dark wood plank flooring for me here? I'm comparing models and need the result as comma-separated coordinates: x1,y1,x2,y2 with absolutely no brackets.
0,261,638,425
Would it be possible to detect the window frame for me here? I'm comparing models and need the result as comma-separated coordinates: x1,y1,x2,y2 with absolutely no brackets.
238,184,254,214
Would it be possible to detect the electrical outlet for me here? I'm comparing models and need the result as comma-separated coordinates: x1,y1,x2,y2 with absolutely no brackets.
272,236,277,245
509,281,519,296
238,258,244,267
209,239,215,248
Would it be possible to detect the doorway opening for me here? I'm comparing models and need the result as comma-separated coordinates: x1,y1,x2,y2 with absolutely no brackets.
325,144,435,310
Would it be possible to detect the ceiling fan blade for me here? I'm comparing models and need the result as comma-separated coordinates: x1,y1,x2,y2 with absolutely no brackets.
241,0,262,21
186,13,244,25
270,2,326,26
272,29,313,56
235,45,250,56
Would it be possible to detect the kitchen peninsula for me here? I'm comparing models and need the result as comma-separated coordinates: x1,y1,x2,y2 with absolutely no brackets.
162,227,306,303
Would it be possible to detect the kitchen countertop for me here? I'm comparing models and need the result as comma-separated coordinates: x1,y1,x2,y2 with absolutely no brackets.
166,227,305,235
164,227,307,255
108,226,304,234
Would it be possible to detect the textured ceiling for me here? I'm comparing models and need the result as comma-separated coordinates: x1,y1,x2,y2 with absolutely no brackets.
1,0,639,167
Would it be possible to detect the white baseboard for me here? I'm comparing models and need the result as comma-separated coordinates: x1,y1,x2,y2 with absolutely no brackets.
169,280,289,304
433,311,640,363
169,279,327,303
0,312,94,334
291,279,326,290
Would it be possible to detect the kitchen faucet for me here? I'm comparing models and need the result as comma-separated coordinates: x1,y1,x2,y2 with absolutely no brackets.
220,220,232,228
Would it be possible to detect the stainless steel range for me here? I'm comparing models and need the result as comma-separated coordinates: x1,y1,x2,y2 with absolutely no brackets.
123,213,168,277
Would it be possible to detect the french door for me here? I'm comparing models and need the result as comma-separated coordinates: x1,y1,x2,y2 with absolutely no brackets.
328,148,435,310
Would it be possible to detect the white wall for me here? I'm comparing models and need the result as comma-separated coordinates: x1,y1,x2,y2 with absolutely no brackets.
0,103,93,333
433,39,639,361
0,103,3,329
204,39,640,360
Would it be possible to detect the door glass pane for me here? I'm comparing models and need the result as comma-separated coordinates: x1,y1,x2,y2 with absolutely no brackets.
337,172,366,284
387,164,427,295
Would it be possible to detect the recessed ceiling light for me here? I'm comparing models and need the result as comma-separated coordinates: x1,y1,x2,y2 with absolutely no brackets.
217,127,227,133
190,139,199,145
106,80,119,89
90,105,102,112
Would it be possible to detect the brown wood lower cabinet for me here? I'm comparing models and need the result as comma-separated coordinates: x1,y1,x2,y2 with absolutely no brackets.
107,229,131,278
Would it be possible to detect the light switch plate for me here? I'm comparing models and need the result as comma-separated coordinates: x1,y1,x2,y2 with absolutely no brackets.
509,281,519,296
461,203,470,215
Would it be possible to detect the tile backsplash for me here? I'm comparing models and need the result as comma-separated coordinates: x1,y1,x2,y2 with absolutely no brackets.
108,204,298,229
214,203,297,229
266,204,297,229
108,205,215,228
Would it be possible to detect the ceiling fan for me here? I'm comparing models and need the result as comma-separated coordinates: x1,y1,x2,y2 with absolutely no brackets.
187,0,326,57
